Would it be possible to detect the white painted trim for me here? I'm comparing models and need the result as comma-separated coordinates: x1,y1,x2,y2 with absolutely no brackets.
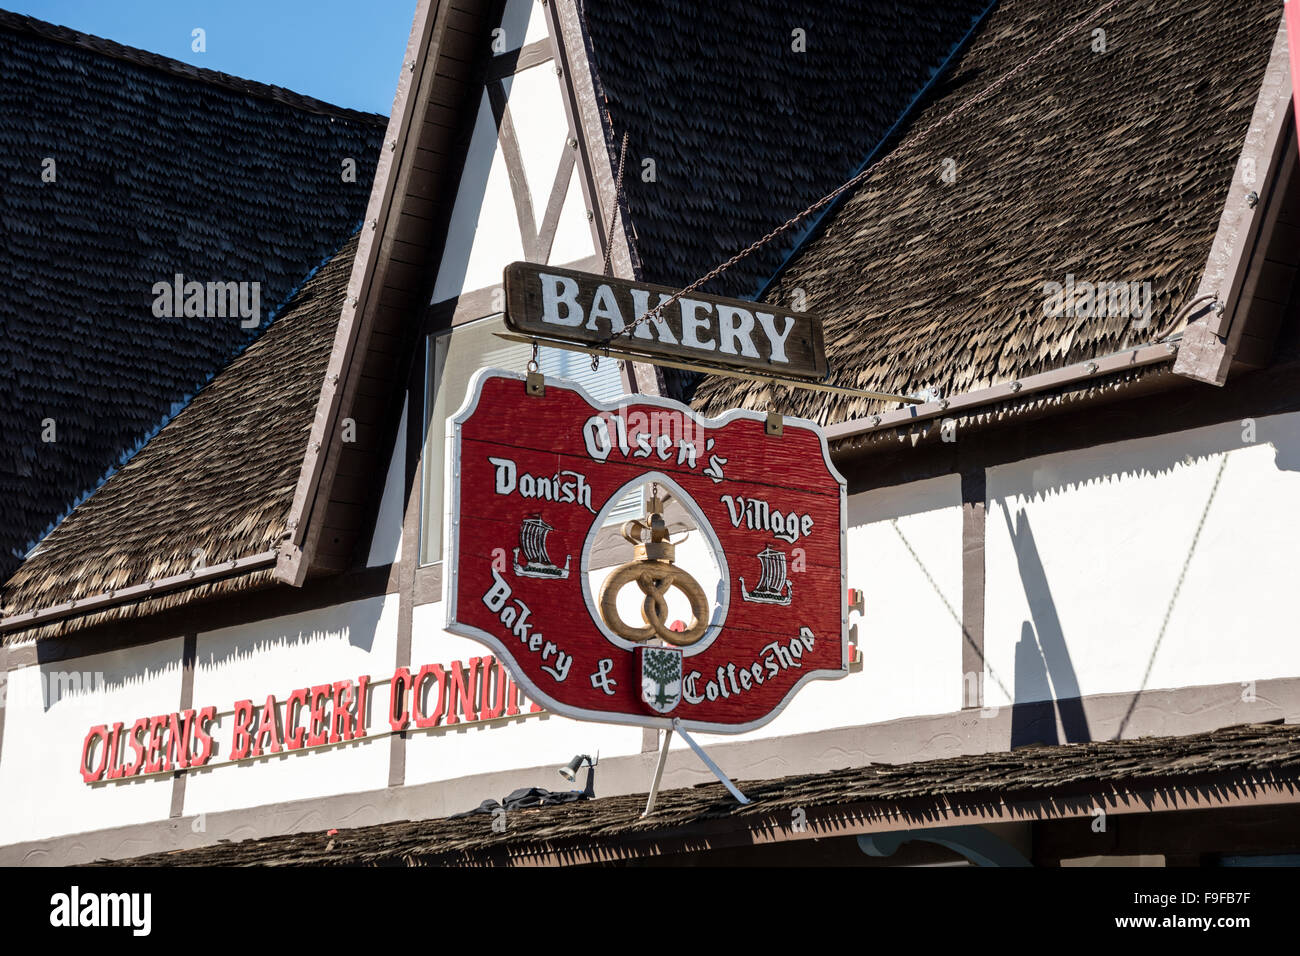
824,342,1176,444
1173,15,1294,385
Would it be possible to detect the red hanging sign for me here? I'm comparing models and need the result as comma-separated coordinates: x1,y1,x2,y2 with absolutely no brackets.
443,369,847,733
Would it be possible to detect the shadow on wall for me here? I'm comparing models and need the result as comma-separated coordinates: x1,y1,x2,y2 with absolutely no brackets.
31,596,387,711
989,414,1300,503
1002,500,1090,748
32,643,183,715
191,595,385,676
995,412,1282,744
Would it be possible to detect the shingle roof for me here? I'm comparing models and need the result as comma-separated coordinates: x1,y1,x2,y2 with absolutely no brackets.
0,10,385,583
0,235,359,642
582,0,994,300
691,0,1284,423
99,721,1300,866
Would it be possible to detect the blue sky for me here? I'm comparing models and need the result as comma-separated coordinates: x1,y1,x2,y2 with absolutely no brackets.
7,0,419,114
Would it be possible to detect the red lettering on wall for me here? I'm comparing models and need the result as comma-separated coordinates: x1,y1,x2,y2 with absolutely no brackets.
144,715,167,773
480,659,508,719
229,700,255,760
81,725,110,783
354,674,370,738
165,711,192,771
105,721,126,780
412,664,446,729
505,670,522,717
284,688,309,750
330,681,354,743
388,667,410,732
447,659,481,724
125,718,149,776
80,661,544,785
191,706,217,766
306,685,331,747
252,695,282,756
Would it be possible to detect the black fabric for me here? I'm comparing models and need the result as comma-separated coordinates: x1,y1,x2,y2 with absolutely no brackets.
450,787,591,817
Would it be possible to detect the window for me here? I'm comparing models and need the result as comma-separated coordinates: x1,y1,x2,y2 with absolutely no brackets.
419,314,640,566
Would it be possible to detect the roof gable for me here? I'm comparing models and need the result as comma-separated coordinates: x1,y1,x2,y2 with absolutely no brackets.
0,11,385,582
691,0,1286,424
581,0,994,299
0,236,360,641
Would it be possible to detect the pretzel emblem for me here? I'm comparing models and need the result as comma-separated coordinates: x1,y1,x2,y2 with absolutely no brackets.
598,496,709,647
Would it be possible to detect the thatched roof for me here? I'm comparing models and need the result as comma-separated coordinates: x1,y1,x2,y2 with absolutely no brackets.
0,10,384,583
0,236,359,644
690,0,1284,423
98,721,1300,866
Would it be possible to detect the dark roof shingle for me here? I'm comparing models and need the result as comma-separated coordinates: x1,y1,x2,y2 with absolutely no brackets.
0,235,360,641
0,11,385,582
583,0,993,299
691,0,1283,422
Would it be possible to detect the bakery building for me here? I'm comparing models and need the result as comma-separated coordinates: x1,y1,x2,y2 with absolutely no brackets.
3,0,1300,867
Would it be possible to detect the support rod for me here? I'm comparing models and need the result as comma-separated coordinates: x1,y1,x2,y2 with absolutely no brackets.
673,718,750,805
642,728,674,817
493,332,923,405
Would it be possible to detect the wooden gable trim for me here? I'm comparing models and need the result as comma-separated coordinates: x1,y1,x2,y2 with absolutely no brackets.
278,0,497,585
277,0,443,585
484,75,581,264
549,0,661,396
421,254,603,333
1232,125,1300,369
487,80,542,259
1173,15,1295,386
545,0,611,267
485,38,553,81
433,27,589,305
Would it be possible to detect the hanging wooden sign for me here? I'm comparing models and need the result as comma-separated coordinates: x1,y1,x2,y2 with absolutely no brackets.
503,262,828,380
443,369,847,733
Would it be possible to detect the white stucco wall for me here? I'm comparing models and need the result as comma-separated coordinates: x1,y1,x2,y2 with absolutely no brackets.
367,398,407,567
499,0,549,51
984,412,1300,709
14,407,1300,848
430,24,595,304
401,602,643,788
0,638,183,844
181,595,399,816
432,90,525,302
673,473,966,751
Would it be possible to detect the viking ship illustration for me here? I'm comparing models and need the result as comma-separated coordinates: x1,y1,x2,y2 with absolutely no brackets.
513,515,571,579
739,545,793,605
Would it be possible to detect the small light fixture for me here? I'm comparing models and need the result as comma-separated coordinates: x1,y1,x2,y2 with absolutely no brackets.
559,753,599,798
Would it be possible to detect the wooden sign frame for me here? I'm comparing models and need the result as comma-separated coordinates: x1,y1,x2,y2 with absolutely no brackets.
442,368,847,734
503,261,829,380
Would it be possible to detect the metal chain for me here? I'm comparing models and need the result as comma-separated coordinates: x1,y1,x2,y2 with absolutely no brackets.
603,131,630,278
595,132,631,372
608,0,1131,344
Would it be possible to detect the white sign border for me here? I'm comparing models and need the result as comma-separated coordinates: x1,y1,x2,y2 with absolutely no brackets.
442,367,849,735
